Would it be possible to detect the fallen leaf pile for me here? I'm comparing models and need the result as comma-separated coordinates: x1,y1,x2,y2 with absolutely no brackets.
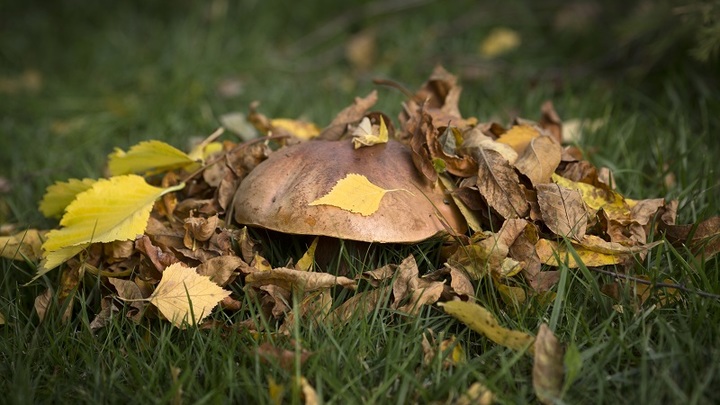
3,66,718,403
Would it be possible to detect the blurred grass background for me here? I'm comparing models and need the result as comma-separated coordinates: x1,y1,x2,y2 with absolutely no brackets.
1,0,719,403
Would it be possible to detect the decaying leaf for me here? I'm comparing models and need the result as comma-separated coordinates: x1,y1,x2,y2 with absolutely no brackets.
108,140,201,176
533,324,564,404
39,178,96,218
147,263,230,328
309,173,406,217
441,300,535,352
474,147,529,219
536,183,588,240
352,116,388,148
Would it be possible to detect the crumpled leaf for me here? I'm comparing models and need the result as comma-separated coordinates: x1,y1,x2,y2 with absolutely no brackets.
391,255,445,314
662,216,720,263
309,173,406,216
39,178,96,218
533,324,564,404
0,229,45,261
40,175,185,272
108,140,201,176
352,116,388,148
245,267,356,292
474,148,529,219
536,183,588,240
441,300,535,352
147,263,230,328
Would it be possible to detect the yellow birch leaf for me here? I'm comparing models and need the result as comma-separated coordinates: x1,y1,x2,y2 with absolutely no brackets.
271,118,320,140
108,140,201,176
440,300,535,352
496,125,540,155
147,263,230,328
0,229,46,261
39,178,96,218
309,173,404,216
42,175,185,254
352,116,388,148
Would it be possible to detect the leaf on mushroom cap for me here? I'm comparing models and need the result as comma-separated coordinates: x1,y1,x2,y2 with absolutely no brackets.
233,140,467,243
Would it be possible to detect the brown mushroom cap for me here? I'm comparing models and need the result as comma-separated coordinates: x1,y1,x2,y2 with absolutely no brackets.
233,139,466,243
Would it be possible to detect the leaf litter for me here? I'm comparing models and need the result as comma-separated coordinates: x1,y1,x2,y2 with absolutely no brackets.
7,66,719,403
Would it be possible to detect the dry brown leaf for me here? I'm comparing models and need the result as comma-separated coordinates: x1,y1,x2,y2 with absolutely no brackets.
109,277,146,321
196,255,248,286
536,183,588,240
245,268,356,292
391,255,445,314
327,286,391,325
422,331,465,369
0,229,45,261
474,147,529,219
514,136,562,186
256,342,312,370
662,216,720,262
533,324,564,404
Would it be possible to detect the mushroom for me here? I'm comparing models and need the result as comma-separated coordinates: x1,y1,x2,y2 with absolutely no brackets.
233,139,466,243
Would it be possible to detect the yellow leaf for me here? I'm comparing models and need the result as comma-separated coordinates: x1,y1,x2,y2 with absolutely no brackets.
39,178,96,218
296,237,319,272
42,174,184,257
552,173,630,219
480,27,521,58
440,300,535,352
535,238,623,267
148,263,230,328
271,118,320,140
0,229,45,261
352,116,388,148
108,140,201,176
309,173,404,216
496,125,540,155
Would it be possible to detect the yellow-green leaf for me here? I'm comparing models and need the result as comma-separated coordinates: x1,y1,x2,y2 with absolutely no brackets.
552,173,630,219
535,238,622,267
39,178,96,218
352,116,388,149
309,173,404,216
108,140,201,176
296,237,319,272
148,263,230,328
42,175,184,254
440,300,535,352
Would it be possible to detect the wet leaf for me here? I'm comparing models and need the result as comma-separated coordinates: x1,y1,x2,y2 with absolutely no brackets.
108,140,201,176
533,324,564,404
39,178,96,218
147,263,230,328
536,183,588,240
309,173,406,216
474,148,529,219
441,300,535,352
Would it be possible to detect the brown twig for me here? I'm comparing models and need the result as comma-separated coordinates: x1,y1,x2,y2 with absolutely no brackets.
589,267,720,300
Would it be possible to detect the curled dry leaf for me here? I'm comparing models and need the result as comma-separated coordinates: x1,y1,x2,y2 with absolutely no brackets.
196,255,248,286
245,268,356,292
319,90,378,141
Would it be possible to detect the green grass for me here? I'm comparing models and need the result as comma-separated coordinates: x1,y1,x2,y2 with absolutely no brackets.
2,1,720,403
